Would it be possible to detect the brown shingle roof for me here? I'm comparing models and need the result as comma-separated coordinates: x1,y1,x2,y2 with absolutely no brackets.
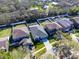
45,22,62,31
12,29,28,39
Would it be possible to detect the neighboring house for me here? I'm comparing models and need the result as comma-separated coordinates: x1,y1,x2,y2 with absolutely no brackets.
0,37,9,52
12,25,33,49
57,20,73,32
29,25,48,42
44,22,62,36
12,29,28,42
72,17,79,28
0,28,11,52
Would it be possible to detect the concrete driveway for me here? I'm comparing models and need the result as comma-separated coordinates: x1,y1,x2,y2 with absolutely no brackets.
43,39,52,51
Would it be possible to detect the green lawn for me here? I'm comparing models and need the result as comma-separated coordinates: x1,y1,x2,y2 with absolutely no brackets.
40,22,46,27
0,47,27,59
74,29,79,37
40,21,51,27
35,48,46,57
35,42,44,51
49,39,56,43
0,28,11,38
14,24,26,28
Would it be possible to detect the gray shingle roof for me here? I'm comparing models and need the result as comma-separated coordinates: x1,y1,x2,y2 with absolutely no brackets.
29,25,48,40
57,20,73,28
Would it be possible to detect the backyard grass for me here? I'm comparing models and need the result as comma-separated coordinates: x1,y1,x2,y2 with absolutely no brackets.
0,28,11,38
14,24,26,28
40,20,51,27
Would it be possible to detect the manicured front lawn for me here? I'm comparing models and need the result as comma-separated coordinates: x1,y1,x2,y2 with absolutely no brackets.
35,48,46,57
0,28,11,38
35,42,44,51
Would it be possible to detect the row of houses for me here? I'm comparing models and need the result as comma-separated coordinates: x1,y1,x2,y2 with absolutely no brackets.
0,16,79,51
29,16,79,42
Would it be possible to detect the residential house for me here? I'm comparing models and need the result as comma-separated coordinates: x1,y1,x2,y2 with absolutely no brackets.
44,22,62,36
12,29,28,42
0,37,9,52
0,28,11,52
57,20,73,32
29,25,48,42
72,17,79,28
12,25,33,49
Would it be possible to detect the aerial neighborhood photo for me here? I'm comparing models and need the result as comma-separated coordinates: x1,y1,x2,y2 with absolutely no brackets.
0,0,79,59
